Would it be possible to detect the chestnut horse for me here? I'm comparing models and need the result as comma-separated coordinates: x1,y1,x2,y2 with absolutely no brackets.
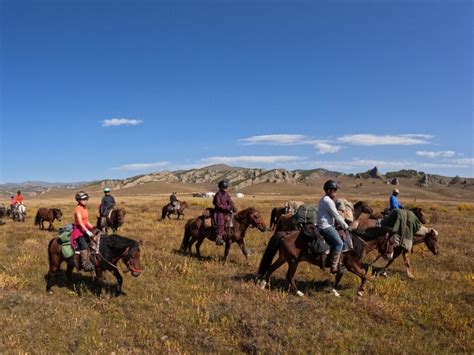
46,233,142,295
35,208,63,231
258,226,395,297
269,207,287,230
160,201,188,221
369,225,439,278
98,206,126,234
180,207,267,263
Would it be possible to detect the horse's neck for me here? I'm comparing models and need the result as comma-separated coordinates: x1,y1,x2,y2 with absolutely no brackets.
412,234,426,245
233,213,249,236
361,237,382,253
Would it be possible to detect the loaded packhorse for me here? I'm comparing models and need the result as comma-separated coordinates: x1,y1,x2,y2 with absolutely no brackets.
160,201,188,221
97,206,126,234
46,230,142,296
258,225,396,297
180,207,267,263
35,207,63,231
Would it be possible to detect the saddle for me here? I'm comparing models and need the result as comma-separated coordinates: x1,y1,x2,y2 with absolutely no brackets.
299,224,330,255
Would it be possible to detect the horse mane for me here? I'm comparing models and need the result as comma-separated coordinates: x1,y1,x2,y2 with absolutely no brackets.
352,227,392,241
102,235,138,249
354,201,367,209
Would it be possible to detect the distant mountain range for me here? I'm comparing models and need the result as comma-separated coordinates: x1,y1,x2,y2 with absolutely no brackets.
1,165,472,198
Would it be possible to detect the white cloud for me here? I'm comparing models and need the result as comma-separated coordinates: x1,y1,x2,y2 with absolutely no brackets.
314,142,342,154
239,134,306,145
102,118,142,127
416,150,456,158
201,155,305,165
112,161,169,171
337,134,432,146
451,158,474,165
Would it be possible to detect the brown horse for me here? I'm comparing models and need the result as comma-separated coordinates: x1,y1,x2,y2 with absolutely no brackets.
258,227,395,297
98,206,126,234
350,206,427,230
179,207,267,263
369,226,439,278
35,208,63,231
46,233,142,295
160,201,188,220
269,207,287,230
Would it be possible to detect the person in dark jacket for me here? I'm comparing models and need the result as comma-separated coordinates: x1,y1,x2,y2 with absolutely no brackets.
168,193,179,212
213,180,234,245
99,187,116,227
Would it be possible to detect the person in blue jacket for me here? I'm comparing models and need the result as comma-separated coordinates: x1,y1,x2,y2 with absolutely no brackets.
389,189,403,210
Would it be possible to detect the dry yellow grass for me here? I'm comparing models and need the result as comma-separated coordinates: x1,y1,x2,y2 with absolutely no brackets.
0,194,472,353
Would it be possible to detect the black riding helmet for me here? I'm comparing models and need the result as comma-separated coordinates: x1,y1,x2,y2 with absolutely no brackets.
323,180,338,193
218,180,229,189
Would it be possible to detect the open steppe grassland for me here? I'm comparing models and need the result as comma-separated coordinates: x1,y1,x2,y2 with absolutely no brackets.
0,194,472,353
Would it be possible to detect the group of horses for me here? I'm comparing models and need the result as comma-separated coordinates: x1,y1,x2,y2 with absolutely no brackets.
0,204,26,223
29,197,439,298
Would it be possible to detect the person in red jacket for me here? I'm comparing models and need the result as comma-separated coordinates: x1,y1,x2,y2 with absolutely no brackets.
14,190,24,205
213,180,234,245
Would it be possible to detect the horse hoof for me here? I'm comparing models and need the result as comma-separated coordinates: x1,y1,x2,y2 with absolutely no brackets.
407,273,415,279
331,289,341,297
379,271,387,277
47,290,53,295
357,290,364,297
259,280,267,290
296,290,305,297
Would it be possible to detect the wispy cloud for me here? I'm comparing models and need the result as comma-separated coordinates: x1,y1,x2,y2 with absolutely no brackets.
451,158,474,165
201,155,305,165
314,142,342,154
239,134,306,145
416,150,456,158
337,134,432,146
111,161,169,171
102,118,143,127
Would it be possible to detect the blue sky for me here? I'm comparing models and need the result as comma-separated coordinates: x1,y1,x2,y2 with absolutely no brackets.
1,0,472,182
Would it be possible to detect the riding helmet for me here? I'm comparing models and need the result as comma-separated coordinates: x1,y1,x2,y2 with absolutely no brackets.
75,191,89,202
103,187,111,193
218,180,229,189
323,180,338,192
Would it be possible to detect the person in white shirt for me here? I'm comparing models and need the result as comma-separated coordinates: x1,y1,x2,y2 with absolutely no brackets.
317,180,349,273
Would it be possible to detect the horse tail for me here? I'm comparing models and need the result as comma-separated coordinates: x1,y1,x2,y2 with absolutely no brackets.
179,223,192,252
34,210,41,225
258,233,282,276
47,238,55,266
160,206,167,220
269,208,276,229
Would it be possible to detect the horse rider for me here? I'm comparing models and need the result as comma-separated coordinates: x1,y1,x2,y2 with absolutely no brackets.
99,187,116,228
9,195,15,214
389,189,403,210
317,180,349,274
70,191,95,272
168,193,179,212
14,190,24,206
213,180,235,246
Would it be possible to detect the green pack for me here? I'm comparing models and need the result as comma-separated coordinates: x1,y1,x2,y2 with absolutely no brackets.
57,230,74,259
292,204,317,225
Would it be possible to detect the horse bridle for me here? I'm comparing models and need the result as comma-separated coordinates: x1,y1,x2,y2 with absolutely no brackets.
122,245,142,274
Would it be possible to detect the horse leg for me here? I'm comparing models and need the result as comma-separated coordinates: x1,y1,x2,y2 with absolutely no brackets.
95,268,105,296
260,256,286,289
380,247,403,277
222,241,232,263
112,268,124,296
344,255,369,297
194,236,203,257
48,221,53,231
402,251,415,279
40,219,44,230
46,259,61,293
286,259,303,296
236,239,249,265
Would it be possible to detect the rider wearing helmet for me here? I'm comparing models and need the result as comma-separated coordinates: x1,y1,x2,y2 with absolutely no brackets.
168,193,179,212
14,190,24,205
99,187,116,228
316,180,349,273
213,180,234,245
70,191,94,271
389,189,403,210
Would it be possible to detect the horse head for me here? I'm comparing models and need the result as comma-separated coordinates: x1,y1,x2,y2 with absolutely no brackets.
115,208,126,225
410,207,427,224
239,208,267,232
53,208,62,221
425,228,439,255
353,201,374,220
123,242,142,277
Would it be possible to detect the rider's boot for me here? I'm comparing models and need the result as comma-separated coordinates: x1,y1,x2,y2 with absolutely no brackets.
330,252,342,274
80,250,94,272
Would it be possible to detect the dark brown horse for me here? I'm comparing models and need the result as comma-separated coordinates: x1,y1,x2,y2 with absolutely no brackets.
98,206,126,234
179,207,267,263
258,227,395,297
369,226,439,278
160,201,188,221
269,206,287,230
46,233,142,295
35,208,63,231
